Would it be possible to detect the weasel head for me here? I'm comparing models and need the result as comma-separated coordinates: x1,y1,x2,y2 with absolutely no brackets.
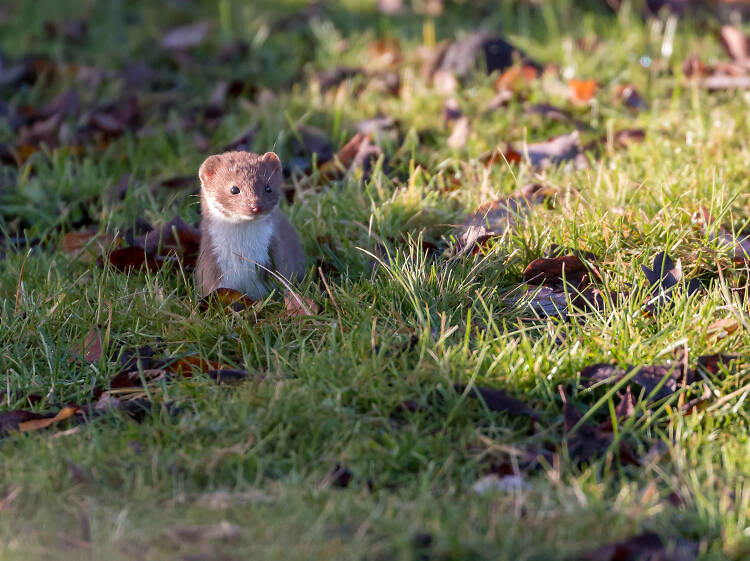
199,151,283,224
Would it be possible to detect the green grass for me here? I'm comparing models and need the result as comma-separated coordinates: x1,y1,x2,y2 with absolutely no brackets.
1,0,750,559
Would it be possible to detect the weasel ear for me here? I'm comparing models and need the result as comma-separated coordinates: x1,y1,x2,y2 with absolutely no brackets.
262,152,282,169
199,155,221,184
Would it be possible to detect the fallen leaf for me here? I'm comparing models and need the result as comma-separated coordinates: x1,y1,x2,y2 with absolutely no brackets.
161,21,211,50
523,131,587,169
695,353,738,376
60,230,117,262
72,328,103,363
318,132,379,181
613,128,646,149
560,386,636,466
612,386,637,421
284,292,319,318
522,254,601,290
0,410,55,433
201,288,255,312
706,317,739,340
457,183,558,252
369,38,402,69
207,369,251,383
108,369,169,389
617,85,649,111
683,53,709,78
524,103,578,125
106,247,164,273
312,66,361,92
694,207,750,264
455,384,539,419
447,116,470,149
494,64,539,93
94,392,123,410
568,79,597,103
507,285,571,319
641,251,701,302
443,98,463,122
88,111,124,135
169,356,225,377
580,361,693,401
323,464,354,488
292,125,333,163
719,25,750,66
582,532,698,561
356,116,398,140
34,88,81,120
438,32,537,80
18,406,78,432
702,74,750,91
118,345,156,373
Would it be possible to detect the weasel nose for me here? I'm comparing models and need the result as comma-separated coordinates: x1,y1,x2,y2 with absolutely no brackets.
249,203,262,214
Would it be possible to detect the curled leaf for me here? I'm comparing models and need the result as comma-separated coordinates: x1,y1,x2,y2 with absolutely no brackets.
18,406,78,432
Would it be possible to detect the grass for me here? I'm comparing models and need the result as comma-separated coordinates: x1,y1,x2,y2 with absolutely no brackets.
1,0,750,559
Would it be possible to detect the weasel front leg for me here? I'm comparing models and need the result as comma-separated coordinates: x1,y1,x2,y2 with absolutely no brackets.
268,210,306,283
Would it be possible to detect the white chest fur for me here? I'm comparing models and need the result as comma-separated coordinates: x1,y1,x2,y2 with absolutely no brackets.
207,214,276,300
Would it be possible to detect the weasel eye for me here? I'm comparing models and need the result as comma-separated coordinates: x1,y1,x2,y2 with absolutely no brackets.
264,183,272,193
230,186,240,195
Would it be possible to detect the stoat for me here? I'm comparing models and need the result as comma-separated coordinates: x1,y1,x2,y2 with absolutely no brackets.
195,150,306,299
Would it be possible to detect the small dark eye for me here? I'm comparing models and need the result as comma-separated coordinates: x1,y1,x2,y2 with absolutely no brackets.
230,186,240,195
264,183,272,193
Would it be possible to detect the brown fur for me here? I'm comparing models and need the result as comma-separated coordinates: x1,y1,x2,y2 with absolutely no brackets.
196,208,223,297
196,151,306,297
199,151,282,218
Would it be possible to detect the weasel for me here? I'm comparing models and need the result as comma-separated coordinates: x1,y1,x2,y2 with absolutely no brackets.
196,150,306,299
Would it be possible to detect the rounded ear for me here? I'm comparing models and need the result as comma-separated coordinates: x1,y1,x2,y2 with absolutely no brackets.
262,152,282,169
199,155,221,184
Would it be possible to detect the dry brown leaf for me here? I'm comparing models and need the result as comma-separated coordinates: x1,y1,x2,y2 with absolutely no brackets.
284,292,319,318
108,369,170,389
201,288,255,312
719,25,750,65
369,38,402,69
106,247,164,273
613,128,646,149
524,131,587,169
18,406,78,432
457,184,558,252
494,64,539,93
73,328,103,363
60,230,118,263
706,317,739,340
568,79,597,103
170,356,226,376
522,254,601,290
